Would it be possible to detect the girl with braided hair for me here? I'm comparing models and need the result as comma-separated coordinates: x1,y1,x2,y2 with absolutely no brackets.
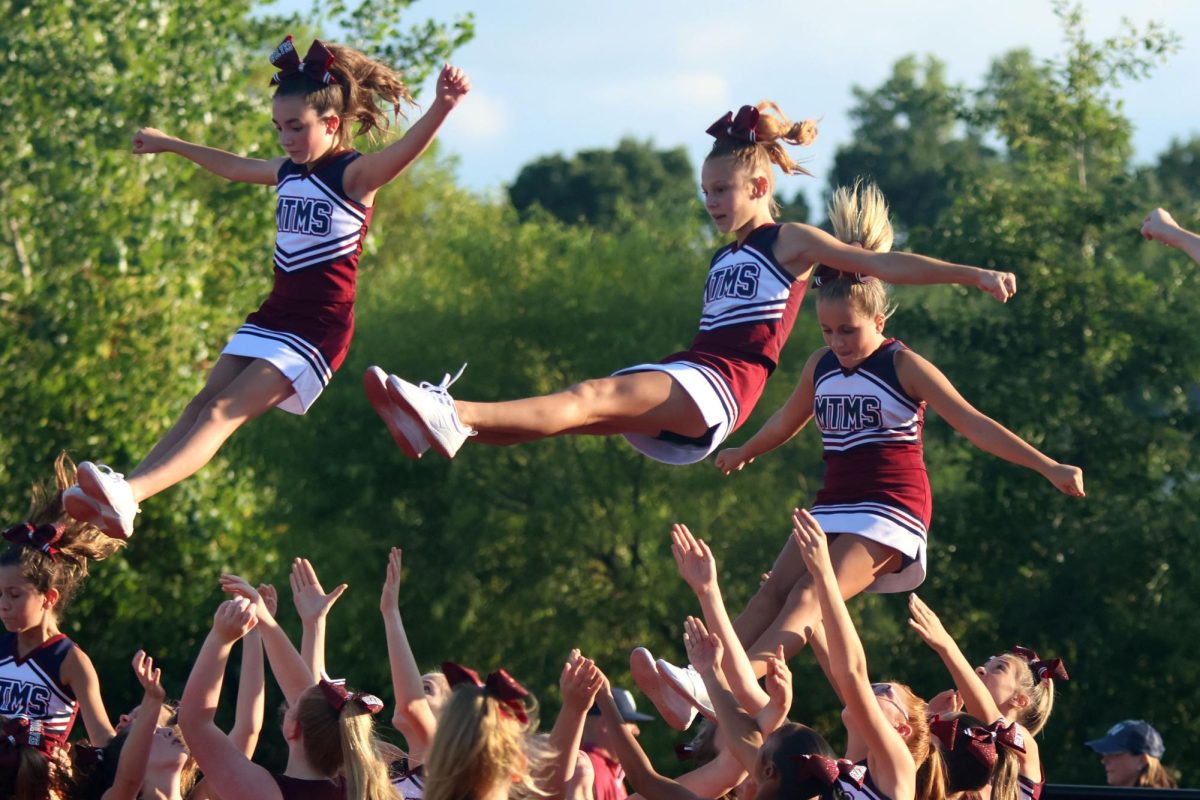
369,102,1016,463
65,36,470,540
1,453,122,749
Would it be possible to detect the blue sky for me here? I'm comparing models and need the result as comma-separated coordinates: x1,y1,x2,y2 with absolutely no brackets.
270,0,1200,212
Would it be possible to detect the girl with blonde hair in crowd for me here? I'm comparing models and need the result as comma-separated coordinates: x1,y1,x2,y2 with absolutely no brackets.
908,594,1069,799
182,577,394,800
370,103,1016,463
65,36,470,540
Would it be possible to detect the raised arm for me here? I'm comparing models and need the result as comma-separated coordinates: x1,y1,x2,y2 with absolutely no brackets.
791,510,915,800
380,547,438,758
714,349,821,475
131,127,284,185
684,617,763,773
101,651,166,800
290,558,347,680
61,646,115,745
221,574,316,705
775,222,1017,302
670,524,768,714
895,349,1084,496
178,599,282,800
225,583,274,758
342,64,470,201
906,594,1002,722
545,651,604,798
593,672,703,800
1142,207,1200,265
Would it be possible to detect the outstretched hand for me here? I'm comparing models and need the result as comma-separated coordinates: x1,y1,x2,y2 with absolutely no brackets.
212,597,259,643
714,446,754,475
290,557,347,625
790,508,832,577
380,546,403,614
257,583,278,617
683,615,723,675
907,593,954,652
219,574,274,624
560,649,604,712
436,64,471,108
763,644,792,717
1044,463,1085,497
926,688,964,717
131,126,174,155
977,270,1018,303
670,523,718,596
132,649,166,703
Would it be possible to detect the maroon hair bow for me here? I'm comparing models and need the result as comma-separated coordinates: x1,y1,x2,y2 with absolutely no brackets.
3,522,64,559
930,715,998,769
990,720,1027,754
269,35,340,86
441,661,530,724
319,670,384,715
1010,645,1070,683
0,716,55,768
790,755,865,789
706,105,759,144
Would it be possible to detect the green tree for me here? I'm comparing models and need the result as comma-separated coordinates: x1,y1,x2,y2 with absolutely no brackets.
829,54,994,234
508,138,698,228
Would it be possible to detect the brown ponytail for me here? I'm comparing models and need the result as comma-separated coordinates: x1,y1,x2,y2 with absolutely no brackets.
1,453,124,619
274,42,415,150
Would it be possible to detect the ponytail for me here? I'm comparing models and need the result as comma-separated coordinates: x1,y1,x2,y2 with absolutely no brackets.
1,452,124,619
816,180,897,321
295,685,394,800
273,41,415,151
999,653,1055,736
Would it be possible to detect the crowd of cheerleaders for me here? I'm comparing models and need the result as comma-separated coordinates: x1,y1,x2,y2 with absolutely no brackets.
5,30,1200,800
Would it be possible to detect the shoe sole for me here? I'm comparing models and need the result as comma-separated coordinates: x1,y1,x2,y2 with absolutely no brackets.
385,376,457,459
657,660,717,724
364,367,428,459
631,648,695,731
62,486,104,528
75,463,134,540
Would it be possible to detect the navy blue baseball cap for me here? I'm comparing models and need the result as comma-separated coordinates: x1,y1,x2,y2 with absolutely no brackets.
1085,720,1165,759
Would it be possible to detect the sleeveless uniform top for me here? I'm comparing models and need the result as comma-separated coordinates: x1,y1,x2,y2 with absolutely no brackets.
272,775,345,800
665,223,807,429
271,151,373,304
809,339,932,593
834,761,894,800
0,632,78,746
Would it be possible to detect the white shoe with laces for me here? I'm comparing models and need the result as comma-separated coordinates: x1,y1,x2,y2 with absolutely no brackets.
385,364,476,459
364,365,430,459
656,659,716,723
70,462,139,540
630,647,697,730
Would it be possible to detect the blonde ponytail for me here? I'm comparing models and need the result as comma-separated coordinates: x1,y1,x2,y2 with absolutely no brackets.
295,686,394,800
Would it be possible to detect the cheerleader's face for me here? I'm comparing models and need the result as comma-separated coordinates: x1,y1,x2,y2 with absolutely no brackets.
147,724,190,771
701,157,768,234
976,656,1024,710
423,671,451,718
0,566,52,633
817,299,886,369
272,95,341,165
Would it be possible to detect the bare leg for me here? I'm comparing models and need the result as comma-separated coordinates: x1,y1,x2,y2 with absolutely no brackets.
125,359,294,502
456,372,709,441
743,534,902,676
731,532,810,647
131,355,255,477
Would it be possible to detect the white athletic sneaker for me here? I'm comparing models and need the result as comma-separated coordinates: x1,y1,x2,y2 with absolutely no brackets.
364,365,430,459
73,462,139,540
631,647,697,730
385,364,475,459
657,659,716,723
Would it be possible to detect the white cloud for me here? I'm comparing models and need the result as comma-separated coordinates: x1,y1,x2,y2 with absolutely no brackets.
441,91,510,145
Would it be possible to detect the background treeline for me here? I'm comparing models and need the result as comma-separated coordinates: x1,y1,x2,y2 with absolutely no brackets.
2,0,1199,785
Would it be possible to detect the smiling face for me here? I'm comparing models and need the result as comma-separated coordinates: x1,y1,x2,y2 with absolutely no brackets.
0,564,50,633
816,296,886,369
272,95,340,165
700,155,769,235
